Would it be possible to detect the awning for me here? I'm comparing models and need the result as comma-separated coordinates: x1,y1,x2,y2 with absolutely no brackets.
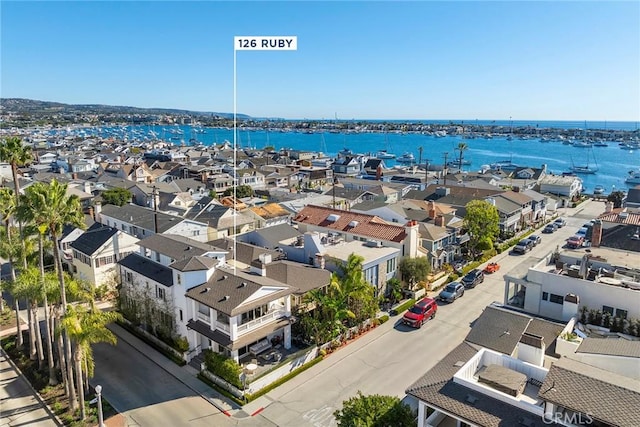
187,317,291,351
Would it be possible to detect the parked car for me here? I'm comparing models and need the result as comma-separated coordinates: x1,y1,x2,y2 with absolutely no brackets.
462,269,485,288
543,224,557,234
527,234,542,246
553,218,567,228
513,239,532,254
576,227,589,238
566,235,585,249
402,297,437,328
439,282,465,303
484,262,500,274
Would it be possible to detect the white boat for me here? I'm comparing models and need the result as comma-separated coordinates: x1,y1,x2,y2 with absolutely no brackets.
593,185,605,195
568,148,599,174
490,159,520,171
625,170,640,185
396,152,415,164
375,150,396,159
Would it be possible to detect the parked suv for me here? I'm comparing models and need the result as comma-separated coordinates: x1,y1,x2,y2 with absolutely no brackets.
462,269,485,288
402,297,437,328
513,239,533,254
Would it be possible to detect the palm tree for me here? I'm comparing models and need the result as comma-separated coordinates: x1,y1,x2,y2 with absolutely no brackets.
21,180,85,409
60,305,122,420
0,188,23,348
13,266,45,365
0,136,32,209
456,142,468,171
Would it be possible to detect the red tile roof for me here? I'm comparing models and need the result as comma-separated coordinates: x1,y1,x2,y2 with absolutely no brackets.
598,209,640,226
293,205,408,243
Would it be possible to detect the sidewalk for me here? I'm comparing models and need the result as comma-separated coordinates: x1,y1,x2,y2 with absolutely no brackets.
0,348,61,427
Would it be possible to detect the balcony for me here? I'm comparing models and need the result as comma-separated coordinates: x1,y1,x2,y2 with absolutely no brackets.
237,310,287,334
197,311,210,324
215,321,230,334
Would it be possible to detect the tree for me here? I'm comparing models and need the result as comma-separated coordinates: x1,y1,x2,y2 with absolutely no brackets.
61,305,122,420
333,391,414,427
223,185,253,198
0,136,32,209
456,142,468,170
101,187,132,206
607,190,625,209
386,278,403,304
464,199,500,259
398,257,430,289
20,180,85,409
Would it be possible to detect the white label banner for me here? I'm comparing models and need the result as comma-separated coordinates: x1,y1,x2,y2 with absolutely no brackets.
234,36,297,51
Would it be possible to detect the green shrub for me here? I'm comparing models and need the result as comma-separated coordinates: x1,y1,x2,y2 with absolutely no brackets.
378,314,390,324
391,299,416,315
245,356,323,402
173,336,189,353
203,349,243,389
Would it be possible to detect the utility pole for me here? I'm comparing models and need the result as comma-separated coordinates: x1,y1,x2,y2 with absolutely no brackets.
332,176,338,209
418,146,423,167
425,158,431,188
152,185,159,234
443,152,449,186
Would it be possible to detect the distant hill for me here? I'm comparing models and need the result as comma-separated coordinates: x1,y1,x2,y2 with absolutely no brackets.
0,98,249,119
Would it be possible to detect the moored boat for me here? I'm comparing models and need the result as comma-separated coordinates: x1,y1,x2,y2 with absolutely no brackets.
396,152,415,164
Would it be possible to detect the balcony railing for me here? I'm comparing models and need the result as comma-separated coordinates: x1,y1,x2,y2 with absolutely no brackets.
197,311,210,323
215,321,230,333
237,310,286,334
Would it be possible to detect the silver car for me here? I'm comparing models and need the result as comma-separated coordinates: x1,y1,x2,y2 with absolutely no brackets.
438,282,465,303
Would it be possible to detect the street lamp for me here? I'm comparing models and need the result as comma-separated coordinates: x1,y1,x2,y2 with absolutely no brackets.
95,384,104,427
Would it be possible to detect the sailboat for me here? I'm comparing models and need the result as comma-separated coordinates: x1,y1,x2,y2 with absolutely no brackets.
568,147,599,174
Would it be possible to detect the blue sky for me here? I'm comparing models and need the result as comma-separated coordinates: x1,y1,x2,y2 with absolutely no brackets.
1,1,639,121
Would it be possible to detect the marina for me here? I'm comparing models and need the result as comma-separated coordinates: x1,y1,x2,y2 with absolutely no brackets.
4,121,640,195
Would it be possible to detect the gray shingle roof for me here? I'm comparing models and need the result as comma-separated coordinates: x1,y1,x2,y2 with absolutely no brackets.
406,343,545,427
119,253,173,287
70,223,117,256
138,234,221,261
265,261,331,294
170,256,218,272
539,364,640,426
100,203,186,233
185,267,291,316
577,338,640,358
208,238,282,266
464,305,532,355
251,224,301,245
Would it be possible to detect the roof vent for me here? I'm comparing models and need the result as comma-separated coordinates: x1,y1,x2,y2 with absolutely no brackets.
186,246,192,251
200,287,211,293
348,220,359,227
239,282,247,288
327,214,340,222
220,275,228,281
222,295,230,301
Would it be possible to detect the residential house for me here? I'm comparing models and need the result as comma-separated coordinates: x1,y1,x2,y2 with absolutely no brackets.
71,223,139,286
98,202,212,242
246,203,292,229
538,175,582,204
185,197,255,238
495,190,534,230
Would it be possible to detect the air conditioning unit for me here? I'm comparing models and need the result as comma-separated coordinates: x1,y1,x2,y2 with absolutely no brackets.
366,240,383,248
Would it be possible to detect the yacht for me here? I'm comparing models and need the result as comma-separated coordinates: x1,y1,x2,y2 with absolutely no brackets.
593,185,605,195
625,170,640,185
490,159,520,171
396,152,415,164
375,150,396,159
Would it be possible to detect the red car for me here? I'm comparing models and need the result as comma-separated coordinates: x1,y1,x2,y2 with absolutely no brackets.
402,297,437,328
484,262,500,274
567,235,584,249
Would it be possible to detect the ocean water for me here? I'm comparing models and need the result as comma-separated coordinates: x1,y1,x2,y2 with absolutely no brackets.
49,123,640,194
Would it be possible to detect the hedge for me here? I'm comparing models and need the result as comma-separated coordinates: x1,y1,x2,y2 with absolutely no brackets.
245,356,324,402
378,314,390,324
390,299,416,315
117,320,186,366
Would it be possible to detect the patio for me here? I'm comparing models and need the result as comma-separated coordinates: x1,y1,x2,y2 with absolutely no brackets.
239,344,304,378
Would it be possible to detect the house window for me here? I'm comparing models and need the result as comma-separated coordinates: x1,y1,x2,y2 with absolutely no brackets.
615,309,628,319
156,286,165,301
125,271,132,283
549,294,563,304
198,303,209,316
542,292,549,301
386,258,396,273
177,274,182,285
155,251,161,262
603,306,614,315
192,230,200,236
179,310,183,321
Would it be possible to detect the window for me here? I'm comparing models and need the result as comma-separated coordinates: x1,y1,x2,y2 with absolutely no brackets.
603,306,614,315
156,286,165,301
177,274,182,285
125,271,132,283
386,258,397,273
155,251,161,262
198,303,209,315
549,294,563,304
542,292,549,301
192,230,200,236
615,309,628,319
179,309,183,321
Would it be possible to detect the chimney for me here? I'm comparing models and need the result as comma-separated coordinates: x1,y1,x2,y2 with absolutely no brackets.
72,172,78,179
605,201,613,213
94,201,102,223
376,164,382,181
435,215,445,227
404,220,419,258
562,293,580,321
314,253,325,269
83,181,92,195
428,201,437,219
517,333,545,367
591,219,602,247
513,186,520,193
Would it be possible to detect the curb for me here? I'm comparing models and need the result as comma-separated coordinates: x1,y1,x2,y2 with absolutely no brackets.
0,346,65,427
108,324,236,417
